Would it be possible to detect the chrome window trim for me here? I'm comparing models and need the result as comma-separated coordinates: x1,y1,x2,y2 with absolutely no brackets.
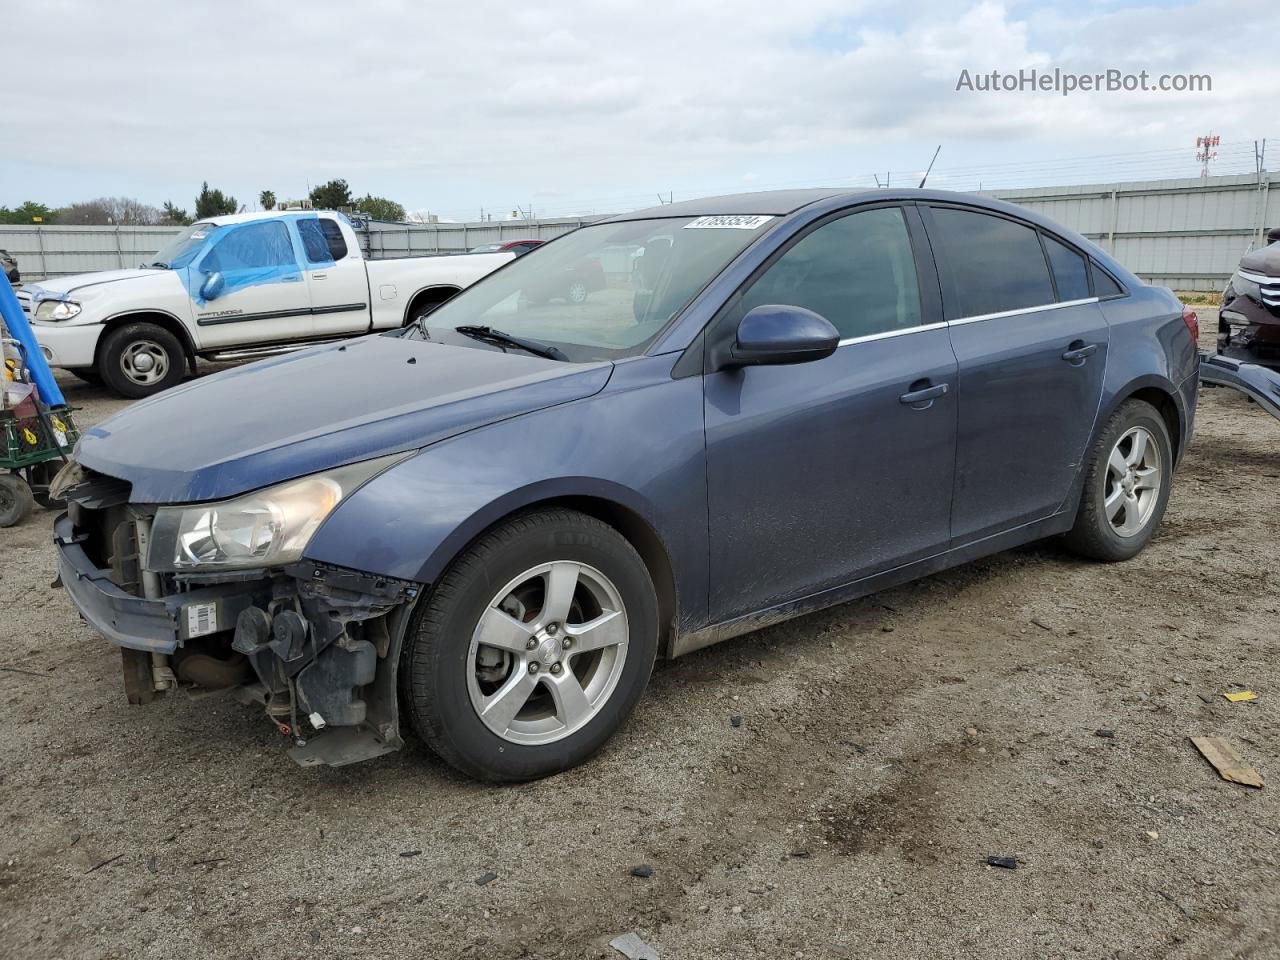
836,320,947,347
947,297,1099,327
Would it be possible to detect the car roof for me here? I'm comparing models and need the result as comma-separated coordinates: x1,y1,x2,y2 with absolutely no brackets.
200,209,346,227
607,189,849,221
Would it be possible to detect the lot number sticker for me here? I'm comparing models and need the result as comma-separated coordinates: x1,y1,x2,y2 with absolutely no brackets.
684,215,774,230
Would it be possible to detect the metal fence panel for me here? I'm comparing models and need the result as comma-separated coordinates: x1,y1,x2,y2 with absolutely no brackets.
1,174,1275,291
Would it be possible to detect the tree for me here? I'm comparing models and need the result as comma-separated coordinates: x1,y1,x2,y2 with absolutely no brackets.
259,190,276,211
194,181,237,219
55,197,162,225
0,201,54,224
309,178,352,210
161,201,192,226
354,194,406,221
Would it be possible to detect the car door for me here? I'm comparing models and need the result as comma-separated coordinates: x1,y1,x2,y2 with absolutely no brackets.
921,204,1110,544
703,204,958,623
189,219,310,348
298,215,372,337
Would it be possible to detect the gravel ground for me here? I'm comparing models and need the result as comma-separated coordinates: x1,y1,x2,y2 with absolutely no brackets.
2,311,1277,960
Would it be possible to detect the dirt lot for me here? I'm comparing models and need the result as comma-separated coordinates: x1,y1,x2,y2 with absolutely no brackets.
2,310,1277,960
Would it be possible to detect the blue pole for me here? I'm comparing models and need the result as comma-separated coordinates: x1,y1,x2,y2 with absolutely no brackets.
0,273,65,407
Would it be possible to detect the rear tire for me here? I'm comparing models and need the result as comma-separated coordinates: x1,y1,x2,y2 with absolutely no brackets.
0,474,34,527
98,322,185,398
400,508,658,782
1064,399,1172,562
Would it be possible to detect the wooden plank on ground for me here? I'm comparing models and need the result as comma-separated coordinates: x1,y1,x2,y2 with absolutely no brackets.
1190,736,1264,788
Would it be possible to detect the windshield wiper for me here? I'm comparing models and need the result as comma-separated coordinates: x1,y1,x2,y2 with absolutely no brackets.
146,261,170,269
453,325,568,362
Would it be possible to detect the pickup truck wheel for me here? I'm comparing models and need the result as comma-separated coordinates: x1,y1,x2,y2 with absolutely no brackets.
1064,399,1172,562
98,323,185,398
400,508,658,782
0,474,34,527
567,280,590,304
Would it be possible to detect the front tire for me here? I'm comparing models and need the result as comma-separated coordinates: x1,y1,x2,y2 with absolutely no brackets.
400,508,658,782
1064,399,1172,562
98,322,185,398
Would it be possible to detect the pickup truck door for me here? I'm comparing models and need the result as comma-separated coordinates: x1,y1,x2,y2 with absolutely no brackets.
189,219,310,348
299,216,371,337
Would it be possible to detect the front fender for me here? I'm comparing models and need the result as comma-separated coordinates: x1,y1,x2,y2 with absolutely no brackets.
303,355,710,628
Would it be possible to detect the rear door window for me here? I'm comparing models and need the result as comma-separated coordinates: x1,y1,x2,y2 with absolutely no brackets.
740,206,922,340
927,207,1055,319
1042,234,1091,301
1092,262,1125,298
320,219,348,260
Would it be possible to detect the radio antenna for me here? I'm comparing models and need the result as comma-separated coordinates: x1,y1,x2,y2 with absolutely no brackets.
918,145,942,188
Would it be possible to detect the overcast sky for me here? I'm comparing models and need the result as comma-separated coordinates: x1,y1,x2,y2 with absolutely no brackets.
5,0,1277,221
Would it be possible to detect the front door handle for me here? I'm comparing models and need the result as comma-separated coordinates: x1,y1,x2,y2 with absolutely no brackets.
1062,341,1098,364
311,272,328,280
899,381,949,409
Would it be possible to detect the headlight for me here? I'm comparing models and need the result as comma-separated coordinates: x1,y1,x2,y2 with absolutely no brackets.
147,453,409,572
1231,272,1263,302
34,299,82,322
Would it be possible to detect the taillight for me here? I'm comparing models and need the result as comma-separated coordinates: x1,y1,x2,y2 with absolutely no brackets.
1182,306,1200,344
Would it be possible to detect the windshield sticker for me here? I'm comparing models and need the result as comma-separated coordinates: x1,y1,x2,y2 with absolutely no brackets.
684,215,774,230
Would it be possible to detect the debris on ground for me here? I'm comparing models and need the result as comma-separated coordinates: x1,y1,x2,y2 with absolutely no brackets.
1095,729,1115,738
610,931,659,959
729,715,743,728
1030,618,1052,631
630,864,654,878
1190,736,1265,788
985,856,1017,869
84,853,124,874
1222,690,1258,703
475,870,498,886
1157,889,1194,920
399,850,422,858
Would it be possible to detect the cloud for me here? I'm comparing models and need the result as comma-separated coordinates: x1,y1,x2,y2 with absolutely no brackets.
4,0,1275,217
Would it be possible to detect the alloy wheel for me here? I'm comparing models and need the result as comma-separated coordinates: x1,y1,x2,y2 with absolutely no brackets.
1104,425,1161,537
466,561,629,745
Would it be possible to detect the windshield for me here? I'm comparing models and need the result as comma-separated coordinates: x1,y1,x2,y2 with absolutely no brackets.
147,222,220,268
422,216,772,361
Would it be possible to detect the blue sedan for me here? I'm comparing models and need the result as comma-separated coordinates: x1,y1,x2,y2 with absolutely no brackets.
52,188,1200,780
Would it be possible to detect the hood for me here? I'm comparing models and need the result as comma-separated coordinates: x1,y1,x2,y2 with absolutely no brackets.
1240,243,1280,278
76,335,613,503
25,267,171,297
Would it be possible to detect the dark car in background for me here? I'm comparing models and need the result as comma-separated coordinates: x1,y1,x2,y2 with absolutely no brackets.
469,239,544,256
52,188,1198,782
1219,226,1280,368
1,249,18,284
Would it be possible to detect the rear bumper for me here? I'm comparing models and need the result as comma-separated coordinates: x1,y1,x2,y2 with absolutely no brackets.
31,321,103,369
54,512,259,653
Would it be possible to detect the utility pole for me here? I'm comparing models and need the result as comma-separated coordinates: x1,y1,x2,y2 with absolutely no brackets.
1195,133,1220,178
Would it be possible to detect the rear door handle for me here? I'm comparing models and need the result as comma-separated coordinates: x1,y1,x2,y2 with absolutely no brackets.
1062,341,1097,363
899,381,948,408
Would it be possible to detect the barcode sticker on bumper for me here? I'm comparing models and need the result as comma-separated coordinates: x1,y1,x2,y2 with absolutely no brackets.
186,602,217,638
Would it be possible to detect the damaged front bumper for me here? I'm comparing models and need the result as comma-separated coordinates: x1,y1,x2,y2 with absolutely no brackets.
55,507,423,768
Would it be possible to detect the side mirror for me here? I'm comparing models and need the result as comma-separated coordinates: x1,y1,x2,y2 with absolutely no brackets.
199,271,225,301
722,304,840,368
1267,226,1280,245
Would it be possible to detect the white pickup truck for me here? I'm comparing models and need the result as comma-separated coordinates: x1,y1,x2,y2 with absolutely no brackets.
18,210,513,397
